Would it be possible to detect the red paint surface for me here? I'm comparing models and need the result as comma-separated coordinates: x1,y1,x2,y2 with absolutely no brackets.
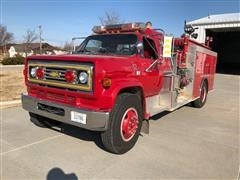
192,43,217,98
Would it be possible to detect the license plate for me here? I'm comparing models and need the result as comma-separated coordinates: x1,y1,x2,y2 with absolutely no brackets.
70,111,87,124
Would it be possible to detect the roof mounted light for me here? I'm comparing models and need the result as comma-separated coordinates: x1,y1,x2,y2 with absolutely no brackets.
92,22,145,34
92,26,106,34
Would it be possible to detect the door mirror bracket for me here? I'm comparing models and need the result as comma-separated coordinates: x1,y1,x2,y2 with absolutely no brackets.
145,58,162,72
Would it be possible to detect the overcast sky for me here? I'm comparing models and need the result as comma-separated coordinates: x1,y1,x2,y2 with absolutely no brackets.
1,0,239,46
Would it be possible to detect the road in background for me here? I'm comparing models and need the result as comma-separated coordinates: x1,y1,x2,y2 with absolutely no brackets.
0,74,239,179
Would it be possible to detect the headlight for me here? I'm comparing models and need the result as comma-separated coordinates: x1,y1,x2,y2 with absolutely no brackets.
30,67,37,77
79,71,88,84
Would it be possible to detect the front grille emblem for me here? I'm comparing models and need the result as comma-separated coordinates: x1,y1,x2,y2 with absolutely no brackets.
49,71,61,78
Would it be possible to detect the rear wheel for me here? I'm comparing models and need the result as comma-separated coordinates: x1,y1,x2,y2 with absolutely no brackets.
193,81,208,108
101,93,143,154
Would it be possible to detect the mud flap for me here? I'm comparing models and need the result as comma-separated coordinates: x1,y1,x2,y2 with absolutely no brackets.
141,119,149,134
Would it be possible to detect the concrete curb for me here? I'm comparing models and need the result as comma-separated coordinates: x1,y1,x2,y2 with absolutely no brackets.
0,100,21,109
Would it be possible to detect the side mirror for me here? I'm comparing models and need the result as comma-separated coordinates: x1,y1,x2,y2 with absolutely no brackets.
136,42,143,54
184,25,195,34
191,33,198,39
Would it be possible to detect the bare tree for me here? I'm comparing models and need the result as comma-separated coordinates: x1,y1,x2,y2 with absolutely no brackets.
99,11,123,25
23,29,38,56
63,41,73,52
0,24,14,53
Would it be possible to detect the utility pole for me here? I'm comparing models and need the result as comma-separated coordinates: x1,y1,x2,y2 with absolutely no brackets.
38,25,42,54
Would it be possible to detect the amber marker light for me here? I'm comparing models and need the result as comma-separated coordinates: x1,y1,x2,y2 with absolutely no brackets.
101,78,112,89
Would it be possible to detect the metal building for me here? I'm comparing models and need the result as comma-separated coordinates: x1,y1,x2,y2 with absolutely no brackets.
188,13,240,74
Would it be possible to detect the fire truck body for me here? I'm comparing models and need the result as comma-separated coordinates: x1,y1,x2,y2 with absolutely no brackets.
22,22,217,154
147,37,217,117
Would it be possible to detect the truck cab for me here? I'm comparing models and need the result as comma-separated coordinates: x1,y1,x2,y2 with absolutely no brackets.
22,22,217,154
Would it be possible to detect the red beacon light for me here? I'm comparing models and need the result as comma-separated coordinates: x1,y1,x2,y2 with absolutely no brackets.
36,67,44,79
65,70,76,83
92,22,145,34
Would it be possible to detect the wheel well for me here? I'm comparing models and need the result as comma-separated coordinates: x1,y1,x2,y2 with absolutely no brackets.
118,87,144,108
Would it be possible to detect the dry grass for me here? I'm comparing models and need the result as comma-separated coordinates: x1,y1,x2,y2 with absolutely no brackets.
0,54,8,62
0,70,26,101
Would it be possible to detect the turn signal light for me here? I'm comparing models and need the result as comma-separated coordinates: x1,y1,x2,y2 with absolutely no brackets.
101,78,112,89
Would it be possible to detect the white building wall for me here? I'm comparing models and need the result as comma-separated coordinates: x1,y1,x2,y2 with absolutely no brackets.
192,27,206,43
190,23,240,43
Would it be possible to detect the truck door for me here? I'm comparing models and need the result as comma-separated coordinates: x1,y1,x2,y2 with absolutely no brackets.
136,36,163,96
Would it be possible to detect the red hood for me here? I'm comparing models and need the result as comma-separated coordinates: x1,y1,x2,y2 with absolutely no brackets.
27,54,130,63
27,54,135,77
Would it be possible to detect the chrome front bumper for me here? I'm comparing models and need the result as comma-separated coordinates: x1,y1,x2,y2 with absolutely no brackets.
22,93,109,131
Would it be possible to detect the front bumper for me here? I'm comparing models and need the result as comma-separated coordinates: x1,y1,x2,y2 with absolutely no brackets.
22,93,109,131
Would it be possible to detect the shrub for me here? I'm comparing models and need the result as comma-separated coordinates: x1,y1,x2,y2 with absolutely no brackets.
2,55,25,65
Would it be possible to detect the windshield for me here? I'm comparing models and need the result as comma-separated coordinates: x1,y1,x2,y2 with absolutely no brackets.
75,34,138,56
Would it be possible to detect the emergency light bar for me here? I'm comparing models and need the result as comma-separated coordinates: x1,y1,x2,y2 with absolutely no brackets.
92,22,145,34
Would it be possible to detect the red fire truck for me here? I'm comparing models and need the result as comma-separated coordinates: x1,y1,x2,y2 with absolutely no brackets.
22,22,217,154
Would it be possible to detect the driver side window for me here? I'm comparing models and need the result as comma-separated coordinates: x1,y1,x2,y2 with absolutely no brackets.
143,37,158,60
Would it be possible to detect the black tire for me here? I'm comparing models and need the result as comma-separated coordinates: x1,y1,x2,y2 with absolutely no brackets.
29,112,49,128
101,93,143,154
193,81,208,108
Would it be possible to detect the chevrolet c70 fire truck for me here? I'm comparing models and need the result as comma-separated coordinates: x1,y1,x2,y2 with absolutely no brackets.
22,22,217,154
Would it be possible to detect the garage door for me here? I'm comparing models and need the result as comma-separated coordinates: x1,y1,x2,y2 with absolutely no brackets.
206,28,240,75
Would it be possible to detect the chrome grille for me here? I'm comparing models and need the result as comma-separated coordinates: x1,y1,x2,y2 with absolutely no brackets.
44,67,67,82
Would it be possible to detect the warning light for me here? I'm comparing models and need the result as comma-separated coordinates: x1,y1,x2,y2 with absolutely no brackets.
36,67,44,79
92,22,145,34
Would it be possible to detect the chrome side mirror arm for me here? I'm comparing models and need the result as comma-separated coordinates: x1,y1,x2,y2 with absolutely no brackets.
145,58,162,72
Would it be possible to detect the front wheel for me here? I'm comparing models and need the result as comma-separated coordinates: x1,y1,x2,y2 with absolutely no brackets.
101,93,143,154
193,81,208,108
